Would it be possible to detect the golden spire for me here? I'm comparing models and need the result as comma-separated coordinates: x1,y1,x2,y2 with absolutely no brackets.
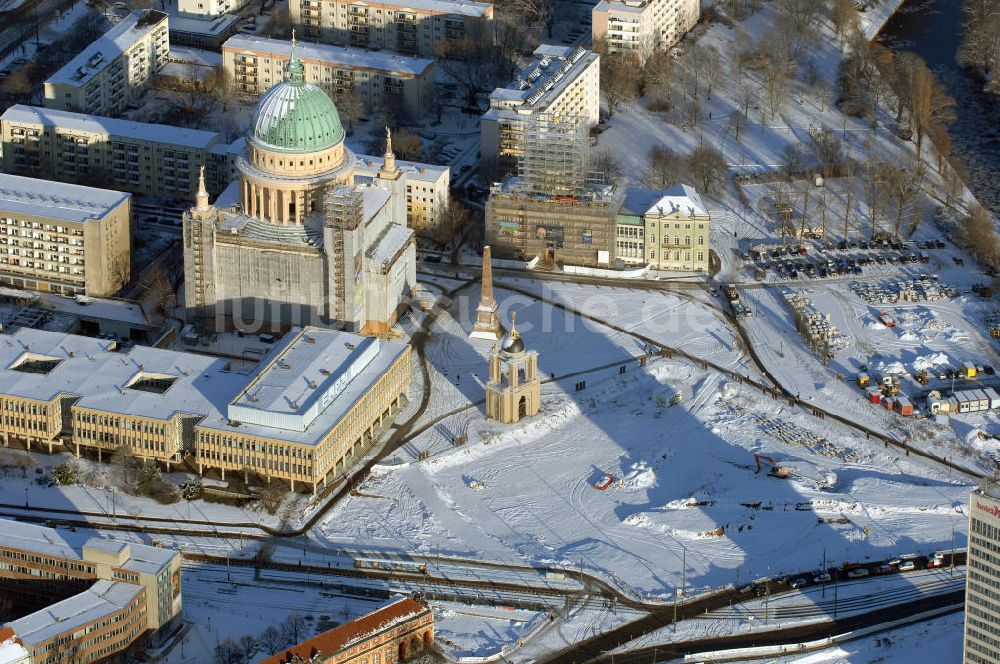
509,311,520,340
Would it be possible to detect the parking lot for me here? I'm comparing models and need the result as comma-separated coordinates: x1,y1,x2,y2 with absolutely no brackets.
740,237,949,282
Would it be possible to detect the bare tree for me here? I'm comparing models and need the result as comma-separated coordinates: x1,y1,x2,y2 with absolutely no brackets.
282,612,308,646
688,146,727,194
942,160,969,208
110,255,131,293
644,145,686,189
238,635,259,661
0,68,33,104
391,129,424,161
726,110,747,141
830,0,859,44
433,22,519,112
333,89,365,131
597,43,642,116
258,626,285,655
860,159,891,239
433,200,471,247
589,149,623,182
213,638,245,664
781,143,806,180
702,45,724,100
263,8,292,38
956,205,1000,269
774,0,823,60
886,159,925,237
895,53,956,158
957,0,1000,94
642,50,676,111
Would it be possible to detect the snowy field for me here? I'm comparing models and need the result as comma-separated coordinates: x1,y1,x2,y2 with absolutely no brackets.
315,340,972,601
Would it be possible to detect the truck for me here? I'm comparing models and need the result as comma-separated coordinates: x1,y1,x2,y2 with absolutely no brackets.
724,283,739,302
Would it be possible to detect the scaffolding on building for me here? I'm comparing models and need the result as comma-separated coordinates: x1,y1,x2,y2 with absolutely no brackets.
324,185,364,322
517,114,590,196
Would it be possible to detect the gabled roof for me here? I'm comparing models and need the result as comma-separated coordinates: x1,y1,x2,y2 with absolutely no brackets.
259,598,430,664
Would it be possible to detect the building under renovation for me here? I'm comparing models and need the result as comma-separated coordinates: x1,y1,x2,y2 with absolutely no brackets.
183,40,416,334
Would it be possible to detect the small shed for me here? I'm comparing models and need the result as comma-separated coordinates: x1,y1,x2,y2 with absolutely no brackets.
983,387,1000,410
895,397,913,416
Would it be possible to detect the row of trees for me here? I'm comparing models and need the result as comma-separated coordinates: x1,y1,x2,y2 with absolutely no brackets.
839,29,956,160
646,145,728,194
213,612,309,664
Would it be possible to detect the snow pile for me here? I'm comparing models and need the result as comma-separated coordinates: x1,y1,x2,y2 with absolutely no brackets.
913,353,951,371
622,462,657,490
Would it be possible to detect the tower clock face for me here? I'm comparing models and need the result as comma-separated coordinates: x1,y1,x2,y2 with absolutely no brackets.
536,227,546,240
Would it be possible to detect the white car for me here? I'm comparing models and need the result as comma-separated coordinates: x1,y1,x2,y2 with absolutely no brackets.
899,561,916,572
847,568,870,579
813,572,832,583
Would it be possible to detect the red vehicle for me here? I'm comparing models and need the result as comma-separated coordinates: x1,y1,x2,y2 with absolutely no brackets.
878,312,896,327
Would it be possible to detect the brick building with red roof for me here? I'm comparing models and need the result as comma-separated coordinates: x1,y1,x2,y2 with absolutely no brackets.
258,597,433,664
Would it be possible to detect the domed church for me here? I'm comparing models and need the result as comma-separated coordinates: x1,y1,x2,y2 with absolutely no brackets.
183,36,416,335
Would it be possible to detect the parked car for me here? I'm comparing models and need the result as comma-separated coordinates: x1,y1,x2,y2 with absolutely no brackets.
813,572,832,583
899,560,917,572
847,567,870,579
789,577,808,589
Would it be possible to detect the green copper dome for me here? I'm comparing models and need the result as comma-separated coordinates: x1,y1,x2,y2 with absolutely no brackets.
250,39,344,153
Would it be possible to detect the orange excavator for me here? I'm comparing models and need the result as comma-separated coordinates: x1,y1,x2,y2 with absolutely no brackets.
754,454,790,479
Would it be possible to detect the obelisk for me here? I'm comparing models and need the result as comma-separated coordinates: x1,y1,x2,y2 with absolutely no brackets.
470,245,503,341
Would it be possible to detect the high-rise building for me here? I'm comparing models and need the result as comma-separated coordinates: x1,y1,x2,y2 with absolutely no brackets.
591,0,698,63
0,104,237,199
43,10,170,117
290,0,494,58
965,485,1000,663
223,35,435,121
0,174,131,297
480,45,600,179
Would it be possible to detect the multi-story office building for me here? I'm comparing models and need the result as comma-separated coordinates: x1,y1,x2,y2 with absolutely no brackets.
0,326,412,493
43,10,170,117
223,35,435,120
0,174,131,297
0,518,182,663
290,0,493,58
591,0,698,62
0,104,235,199
480,45,600,179
965,485,1000,664
617,184,710,272
355,153,449,233
486,178,623,268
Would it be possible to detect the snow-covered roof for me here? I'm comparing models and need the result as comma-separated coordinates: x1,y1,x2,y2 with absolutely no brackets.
1,104,222,150
367,223,414,273
2,517,84,560
621,187,663,217
46,10,168,88
222,328,407,437
341,0,492,16
223,35,434,76
486,44,597,114
0,519,177,576
168,44,223,67
643,184,709,218
592,0,650,15
0,174,129,224
361,185,391,224
71,343,246,421
354,154,448,184
7,580,143,648
84,538,176,575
